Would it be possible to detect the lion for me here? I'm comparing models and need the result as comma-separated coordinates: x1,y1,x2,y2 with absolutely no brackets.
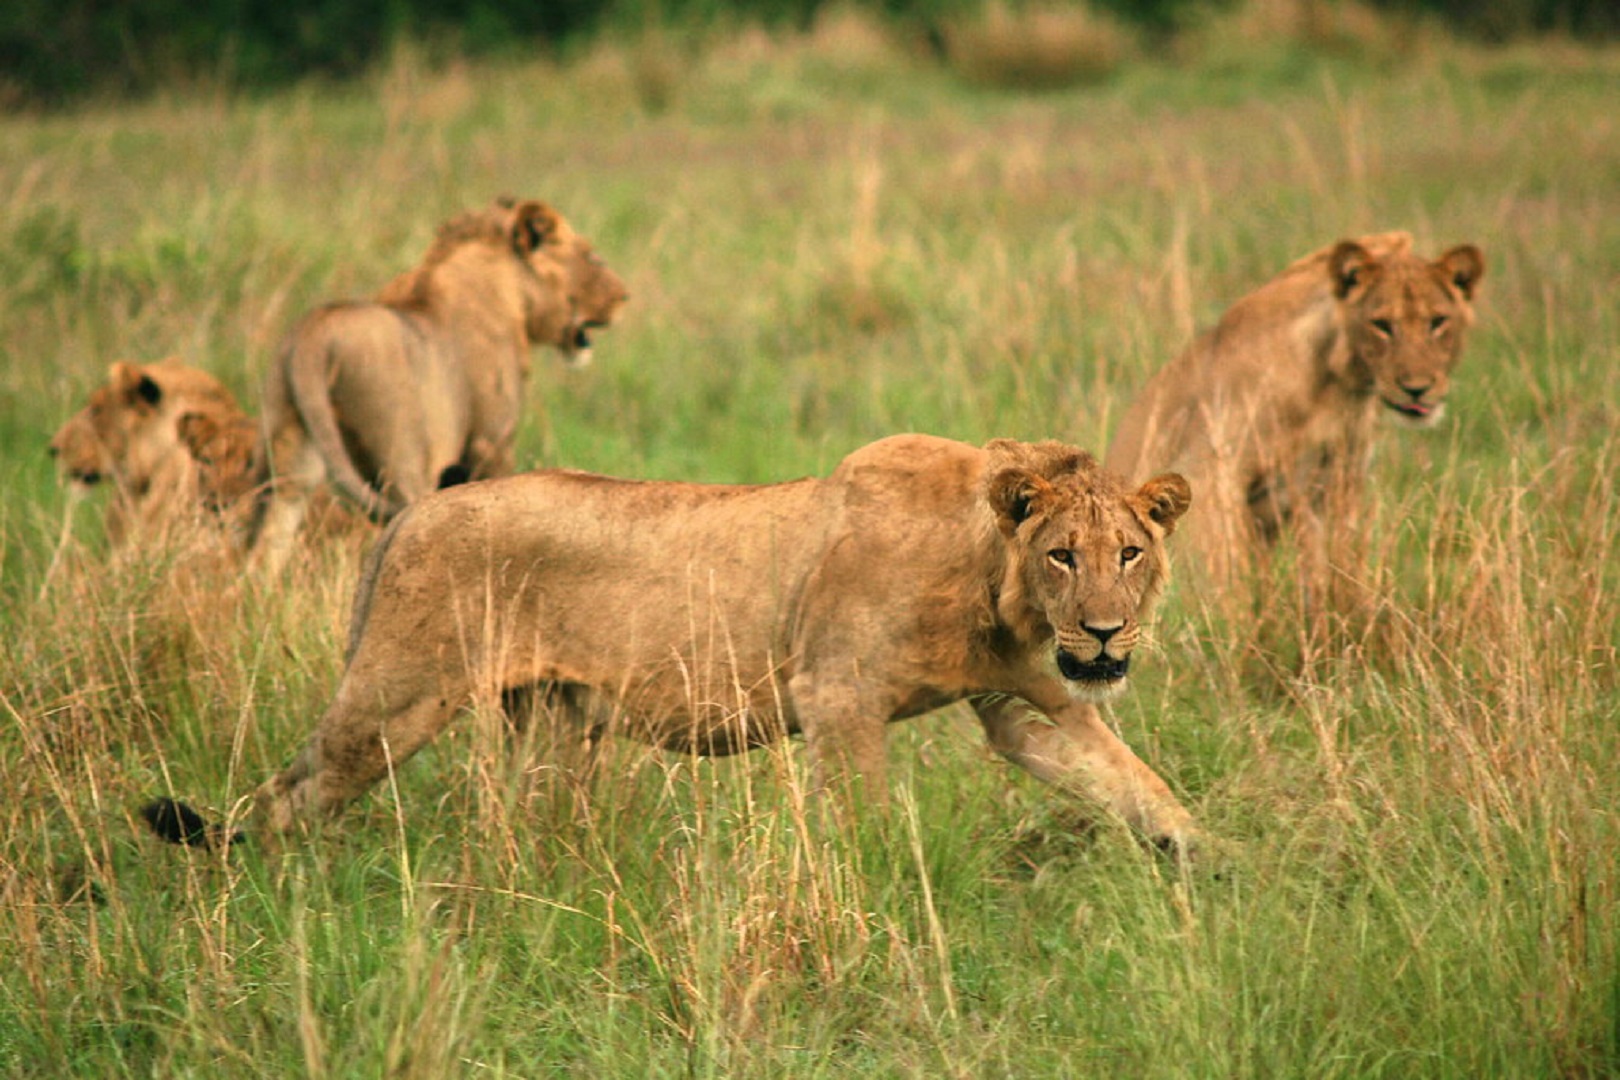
1105,232,1485,590
49,357,259,547
49,356,366,553
249,196,629,575
145,434,1201,854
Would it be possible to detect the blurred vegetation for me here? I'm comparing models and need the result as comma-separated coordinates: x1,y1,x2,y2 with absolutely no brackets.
2,0,1614,107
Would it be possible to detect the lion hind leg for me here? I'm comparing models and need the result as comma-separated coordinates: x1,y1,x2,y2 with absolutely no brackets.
788,672,890,805
972,696,1198,854
255,681,468,833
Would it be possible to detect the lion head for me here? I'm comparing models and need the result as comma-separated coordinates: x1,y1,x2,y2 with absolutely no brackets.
985,440,1191,701
379,198,629,372
49,358,257,543
1330,240,1485,428
499,197,629,368
175,409,260,511
50,359,236,492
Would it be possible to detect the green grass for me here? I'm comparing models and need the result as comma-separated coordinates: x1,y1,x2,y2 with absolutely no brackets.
3,8,1620,1077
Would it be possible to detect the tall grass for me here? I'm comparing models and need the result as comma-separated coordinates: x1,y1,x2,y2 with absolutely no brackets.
2,7,1619,1075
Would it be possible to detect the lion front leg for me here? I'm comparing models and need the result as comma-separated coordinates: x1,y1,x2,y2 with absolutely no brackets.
787,672,890,805
249,427,323,576
461,434,515,483
972,695,1198,855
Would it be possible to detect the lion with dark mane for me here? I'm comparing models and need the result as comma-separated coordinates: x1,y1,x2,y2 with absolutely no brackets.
148,435,1201,853
250,197,628,573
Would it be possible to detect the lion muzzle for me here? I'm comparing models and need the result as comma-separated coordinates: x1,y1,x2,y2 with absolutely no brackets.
1381,394,1446,427
1054,619,1136,689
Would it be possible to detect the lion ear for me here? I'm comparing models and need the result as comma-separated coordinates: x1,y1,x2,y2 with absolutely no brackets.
509,200,562,255
109,362,163,407
1329,241,1377,299
1136,473,1191,534
987,468,1054,537
1436,244,1484,299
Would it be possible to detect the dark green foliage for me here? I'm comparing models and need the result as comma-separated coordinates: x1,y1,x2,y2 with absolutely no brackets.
1367,0,1620,41
16,0,1613,109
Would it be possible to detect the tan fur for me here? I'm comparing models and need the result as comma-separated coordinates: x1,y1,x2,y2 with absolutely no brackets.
1106,232,1485,588
250,434,1199,851
49,357,255,546
250,197,629,574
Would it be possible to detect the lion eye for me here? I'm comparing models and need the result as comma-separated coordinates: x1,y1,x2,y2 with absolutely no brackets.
1120,546,1142,564
1047,549,1075,569
1430,315,1449,334
1370,318,1395,338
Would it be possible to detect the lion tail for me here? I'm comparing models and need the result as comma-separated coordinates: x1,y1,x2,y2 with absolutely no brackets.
140,797,245,850
283,317,405,524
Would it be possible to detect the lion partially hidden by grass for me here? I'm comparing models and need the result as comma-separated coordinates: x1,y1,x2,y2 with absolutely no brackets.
250,197,628,574
48,356,360,554
1107,231,1485,593
49,357,262,548
147,434,1202,854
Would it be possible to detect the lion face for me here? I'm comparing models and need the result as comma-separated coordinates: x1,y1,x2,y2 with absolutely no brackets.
506,200,629,369
1331,241,1485,428
49,398,114,490
988,443,1191,701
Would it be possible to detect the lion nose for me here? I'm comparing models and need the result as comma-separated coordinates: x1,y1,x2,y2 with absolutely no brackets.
1083,622,1124,648
1398,379,1432,401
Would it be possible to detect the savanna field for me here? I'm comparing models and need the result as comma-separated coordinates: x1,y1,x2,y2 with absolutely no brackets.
2,5,1619,1075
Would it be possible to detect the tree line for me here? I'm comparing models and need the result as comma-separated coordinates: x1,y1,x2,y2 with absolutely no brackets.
2,0,1614,107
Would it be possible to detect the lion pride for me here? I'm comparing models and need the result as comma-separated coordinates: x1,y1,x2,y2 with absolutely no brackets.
1107,232,1484,590
147,435,1201,853
250,197,628,574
